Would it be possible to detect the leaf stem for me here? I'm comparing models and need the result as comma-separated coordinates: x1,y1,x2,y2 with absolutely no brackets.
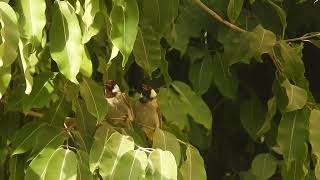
284,32,320,42
177,138,188,146
193,0,246,33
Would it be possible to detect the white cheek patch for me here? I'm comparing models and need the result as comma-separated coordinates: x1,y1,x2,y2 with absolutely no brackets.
112,85,121,93
150,89,157,98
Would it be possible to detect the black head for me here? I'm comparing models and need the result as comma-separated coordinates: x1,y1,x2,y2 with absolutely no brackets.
139,84,156,103
105,80,119,98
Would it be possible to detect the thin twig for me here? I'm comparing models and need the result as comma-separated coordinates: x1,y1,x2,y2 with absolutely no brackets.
284,32,320,42
194,0,246,33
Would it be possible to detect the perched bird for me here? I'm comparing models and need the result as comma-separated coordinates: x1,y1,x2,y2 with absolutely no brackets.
134,84,162,140
104,80,134,127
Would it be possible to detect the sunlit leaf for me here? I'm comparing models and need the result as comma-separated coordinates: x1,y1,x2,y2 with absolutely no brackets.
171,81,212,130
0,2,19,67
227,0,244,23
309,109,320,179
133,26,161,76
281,79,307,112
250,153,277,179
0,66,11,99
110,0,139,67
18,39,33,94
50,1,85,83
152,128,181,164
281,160,308,180
180,145,206,180
80,46,93,77
146,149,177,180
79,78,108,122
15,0,46,48
111,150,148,180
89,130,134,179
250,25,276,59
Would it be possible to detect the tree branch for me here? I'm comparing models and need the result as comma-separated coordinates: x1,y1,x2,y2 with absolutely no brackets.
194,0,246,33
284,32,320,42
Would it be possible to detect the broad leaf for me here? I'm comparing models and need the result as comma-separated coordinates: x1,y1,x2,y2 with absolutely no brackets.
18,39,33,94
189,54,213,95
152,128,181,165
89,131,134,179
11,121,45,156
309,109,320,179
25,131,68,180
22,72,55,112
141,0,179,34
41,95,70,126
257,96,277,136
0,66,11,99
50,1,85,83
9,155,25,180
82,0,101,37
74,98,96,136
133,26,161,76
77,150,93,180
158,88,189,130
227,0,244,23
240,95,267,140
212,53,238,99
277,109,309,168
147,149,177,180
79,78,108,122
110,0,139,67
281,160,308,180
180,145,206,180
111,150,148,180
171,81,212,130
250,153,277,179
250,25,276,59
0,2,19,67
15,0,46,48
281,79,307,112
267,0,287,37
80,46,92,77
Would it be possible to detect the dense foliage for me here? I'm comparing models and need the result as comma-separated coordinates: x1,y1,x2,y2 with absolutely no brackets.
0,0,320,179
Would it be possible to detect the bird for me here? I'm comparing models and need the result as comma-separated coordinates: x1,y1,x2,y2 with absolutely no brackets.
104,80,134,127
133,84,162,141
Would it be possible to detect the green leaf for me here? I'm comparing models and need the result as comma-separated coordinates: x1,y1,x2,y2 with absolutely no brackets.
79,78,108,122
227,0,244,23
277,109,309,168
15,0,46,48
22,72,55,112
281,79,307,112
50,1,85,83
43,148,78,180
41,95,70,126
0,66,11,99
309,109,320,179
212,53,238,99
89,131,134,179
77,150,94,180
141,0,179,34
110,0,139,67
152,128,181,165
279,41,305,85
250,25,276,58
189,54,213,95
74,98,96,136
267,0,287,37
9,155,25,180
25,131,68,180
159,49,172,86
257,96,277,136
18,39,33,94
180,145,206,180
111,150,148,180
133,26,161,76
281,160,308,180
146,149,177,180
240,95,267,140
171,81,212,130
11,121,45,156
80,46,93,77
0,2,19,67
158,88,189,130
250,153,277,180
306,40,320,48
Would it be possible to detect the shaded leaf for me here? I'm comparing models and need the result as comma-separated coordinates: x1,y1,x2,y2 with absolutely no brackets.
41,94,70,126
267,0,287,37
277,109,309,167
15,0,46,48
0,2,19,67
18,39,33,94
240,95,267,140
306,39,320,48
0,66,11,99
80,46,93,77
281,160,308,180
309,109,320,179
250,25,276,59
171,81,212,130
250,153,277,179
257,96,277,136
89,131,134,179
110,0,139,67
9,155,25,180
111,150,148,180
152,128,181,165
147,149,177,180
189,54,213,95
74,98,96,136
79,78,108,122
227,0,244,23
50,1,84,83
77,150,94,180
281,79,307,112
180,145,206,180
133,26,161,76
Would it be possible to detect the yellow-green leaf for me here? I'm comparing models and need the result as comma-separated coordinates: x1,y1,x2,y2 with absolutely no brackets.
309,109,320,179
227,0,244,23
180,145,206,180
147,149,177,180
281,79,307,112
0,66,11,99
